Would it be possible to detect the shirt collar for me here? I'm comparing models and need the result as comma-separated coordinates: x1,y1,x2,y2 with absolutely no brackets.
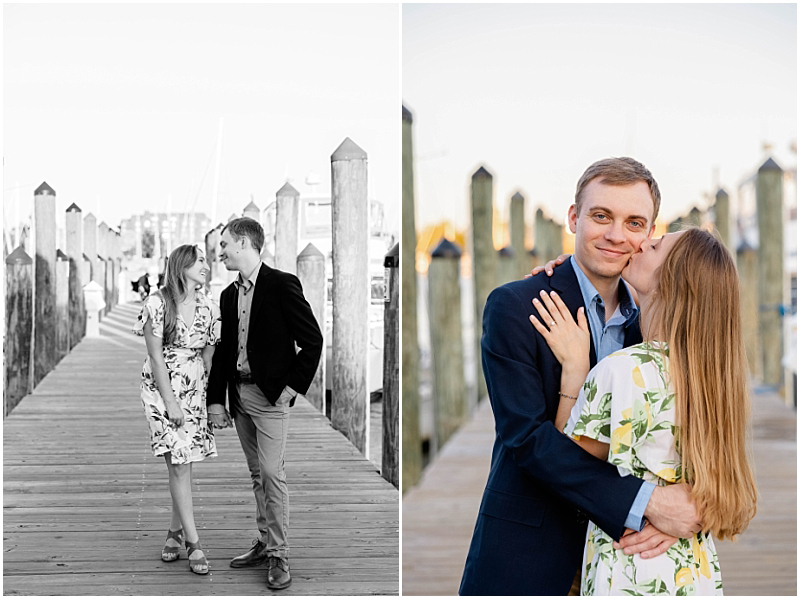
569,256,638,324
235,263,260,290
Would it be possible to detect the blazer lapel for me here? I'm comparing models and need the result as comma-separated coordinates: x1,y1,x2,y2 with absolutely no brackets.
549,262,598,368
248,263,273,338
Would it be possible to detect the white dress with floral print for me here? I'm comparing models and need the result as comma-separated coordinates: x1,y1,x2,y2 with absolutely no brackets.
133,293,221,465
564,342,722,596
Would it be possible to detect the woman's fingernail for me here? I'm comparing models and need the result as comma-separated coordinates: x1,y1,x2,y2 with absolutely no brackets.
533,298,539,303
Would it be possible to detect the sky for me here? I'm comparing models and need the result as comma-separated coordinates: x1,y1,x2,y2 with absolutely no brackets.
403,3,797,230
4,3,400,238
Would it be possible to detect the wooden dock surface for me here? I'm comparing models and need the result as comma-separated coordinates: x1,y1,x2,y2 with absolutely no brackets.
4,302,399,596
402,385,796,596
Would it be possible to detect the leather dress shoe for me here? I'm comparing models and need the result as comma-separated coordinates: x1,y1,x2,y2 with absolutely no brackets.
267,556,291,590
230,539,269,568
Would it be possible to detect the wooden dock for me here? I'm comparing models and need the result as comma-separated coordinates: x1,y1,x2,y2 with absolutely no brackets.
403,384,796,595
4,302,399,596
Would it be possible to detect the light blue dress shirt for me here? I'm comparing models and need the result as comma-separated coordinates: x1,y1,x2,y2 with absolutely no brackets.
569,256,654,531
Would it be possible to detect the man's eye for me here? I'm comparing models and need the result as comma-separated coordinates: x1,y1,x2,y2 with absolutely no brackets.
594,214,608,221
630,222,643,228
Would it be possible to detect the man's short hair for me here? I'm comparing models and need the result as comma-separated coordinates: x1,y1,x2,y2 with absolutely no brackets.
222,217,265,253
575,157,661,223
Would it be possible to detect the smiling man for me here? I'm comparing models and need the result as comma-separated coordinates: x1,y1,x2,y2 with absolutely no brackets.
459,158,702,596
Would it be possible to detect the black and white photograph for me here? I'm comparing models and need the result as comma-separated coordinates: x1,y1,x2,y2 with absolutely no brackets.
4,3,399,595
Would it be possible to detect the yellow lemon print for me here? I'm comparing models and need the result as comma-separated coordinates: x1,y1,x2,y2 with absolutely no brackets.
692,535,712,579
675,567,693,588
621,407,633,421
656,468,677,483
611,422,632,453
632,366,645,388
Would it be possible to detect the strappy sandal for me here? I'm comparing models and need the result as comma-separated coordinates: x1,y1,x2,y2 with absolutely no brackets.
161,528,184,562
185,539,209,575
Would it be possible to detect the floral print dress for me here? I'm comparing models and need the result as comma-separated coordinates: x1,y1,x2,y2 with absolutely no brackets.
564,342,722,596
133,293,221,465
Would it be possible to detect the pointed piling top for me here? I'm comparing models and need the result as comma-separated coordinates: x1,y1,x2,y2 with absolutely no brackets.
276,182,299,197
402,105,413,124
384,242,399,267
737,239,754,253
535,207,544,217
331,137,367,162
244,200,260,212
228,213,238,222
35,182,55,196
298,243,324,259
431,238,462,258
511,191,525,202
6,246,32,265
472,166,492,180
498,245,516,257
528,247,539,257
56,249,68,261
66,202,82,213
758,157,782,173
715,188,728,200
84,212,95,222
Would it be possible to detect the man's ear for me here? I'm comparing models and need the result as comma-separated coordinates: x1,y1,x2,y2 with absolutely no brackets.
567,204,579,235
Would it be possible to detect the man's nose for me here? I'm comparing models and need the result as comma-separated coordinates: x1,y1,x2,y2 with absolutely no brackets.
604,222,626,243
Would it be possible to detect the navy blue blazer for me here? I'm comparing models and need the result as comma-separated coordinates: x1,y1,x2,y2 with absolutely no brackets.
459,262,644,596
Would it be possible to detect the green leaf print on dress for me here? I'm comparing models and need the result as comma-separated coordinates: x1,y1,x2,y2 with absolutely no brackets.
563,342,722,595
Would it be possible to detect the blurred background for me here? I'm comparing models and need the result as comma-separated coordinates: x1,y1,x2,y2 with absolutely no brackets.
402,4,796,595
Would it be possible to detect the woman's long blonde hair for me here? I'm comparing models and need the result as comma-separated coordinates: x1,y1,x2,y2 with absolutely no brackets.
158,244,200,346
645,227,757,540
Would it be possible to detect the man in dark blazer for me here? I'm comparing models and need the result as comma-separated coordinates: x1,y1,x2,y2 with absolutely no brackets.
459,158,701,595
207,217,323,591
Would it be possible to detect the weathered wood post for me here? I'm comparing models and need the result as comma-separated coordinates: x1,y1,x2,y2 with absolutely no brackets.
429,238,467,452
528,247,541,274
714,188,731,252
330,137,369,455
687,207,702,228
756,157,784,387
243,200,260,222
110,229,120,308
509,192,526,279
534,207,547,262
65,203,85,348
98,222,110,316
551,218,564,262
55,250,70,360
84,213,98,287
737,241,760,378
260,246,276,268
497,246,517,285
668,217,684,233
382,242,399,487
402,106,421,491
296,243,326,413
471,166,495,404
5,247,33,416
276,183,300,274
34,182,57,385
205,226,220,286
134,215,143,259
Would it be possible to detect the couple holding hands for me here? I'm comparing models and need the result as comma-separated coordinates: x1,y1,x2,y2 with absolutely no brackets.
132,217,323,590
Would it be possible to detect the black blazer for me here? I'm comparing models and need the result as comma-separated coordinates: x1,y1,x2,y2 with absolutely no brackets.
459,262,644,596
207,263,323,415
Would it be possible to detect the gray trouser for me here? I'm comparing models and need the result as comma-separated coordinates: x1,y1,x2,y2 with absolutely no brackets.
234,383,290,558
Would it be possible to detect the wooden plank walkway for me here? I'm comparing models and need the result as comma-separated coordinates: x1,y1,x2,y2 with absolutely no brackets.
402,385,796,595
4,302,399,596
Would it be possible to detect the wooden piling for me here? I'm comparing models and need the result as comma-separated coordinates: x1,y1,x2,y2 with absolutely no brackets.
402,105,421,491
4,247,33,416
549,218,564,263
509,192,526,279
330,137,369,455
65,203,85,348
382,243,399,487
668,217,683,233
83,213,98,286
55,250,70,360
243,200,260,222
756,157,784,387
428,238,467,452
715,188,731,252
497,245,517,285
534,208,547,262
737,241,760,378
528,247,541,274
296,243,326,414
276,183,300,275
98,222,110,316
470,166,495,404
34,182,57,385
205,227,220,285
687,207,702,228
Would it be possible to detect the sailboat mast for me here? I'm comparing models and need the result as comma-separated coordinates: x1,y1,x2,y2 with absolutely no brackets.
211,117,224,227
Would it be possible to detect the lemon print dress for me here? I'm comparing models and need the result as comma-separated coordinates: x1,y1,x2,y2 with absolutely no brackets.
564,341,722,596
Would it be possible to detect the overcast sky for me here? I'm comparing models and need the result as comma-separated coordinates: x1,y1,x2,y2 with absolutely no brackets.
404,3,797,230
4,3,400,237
